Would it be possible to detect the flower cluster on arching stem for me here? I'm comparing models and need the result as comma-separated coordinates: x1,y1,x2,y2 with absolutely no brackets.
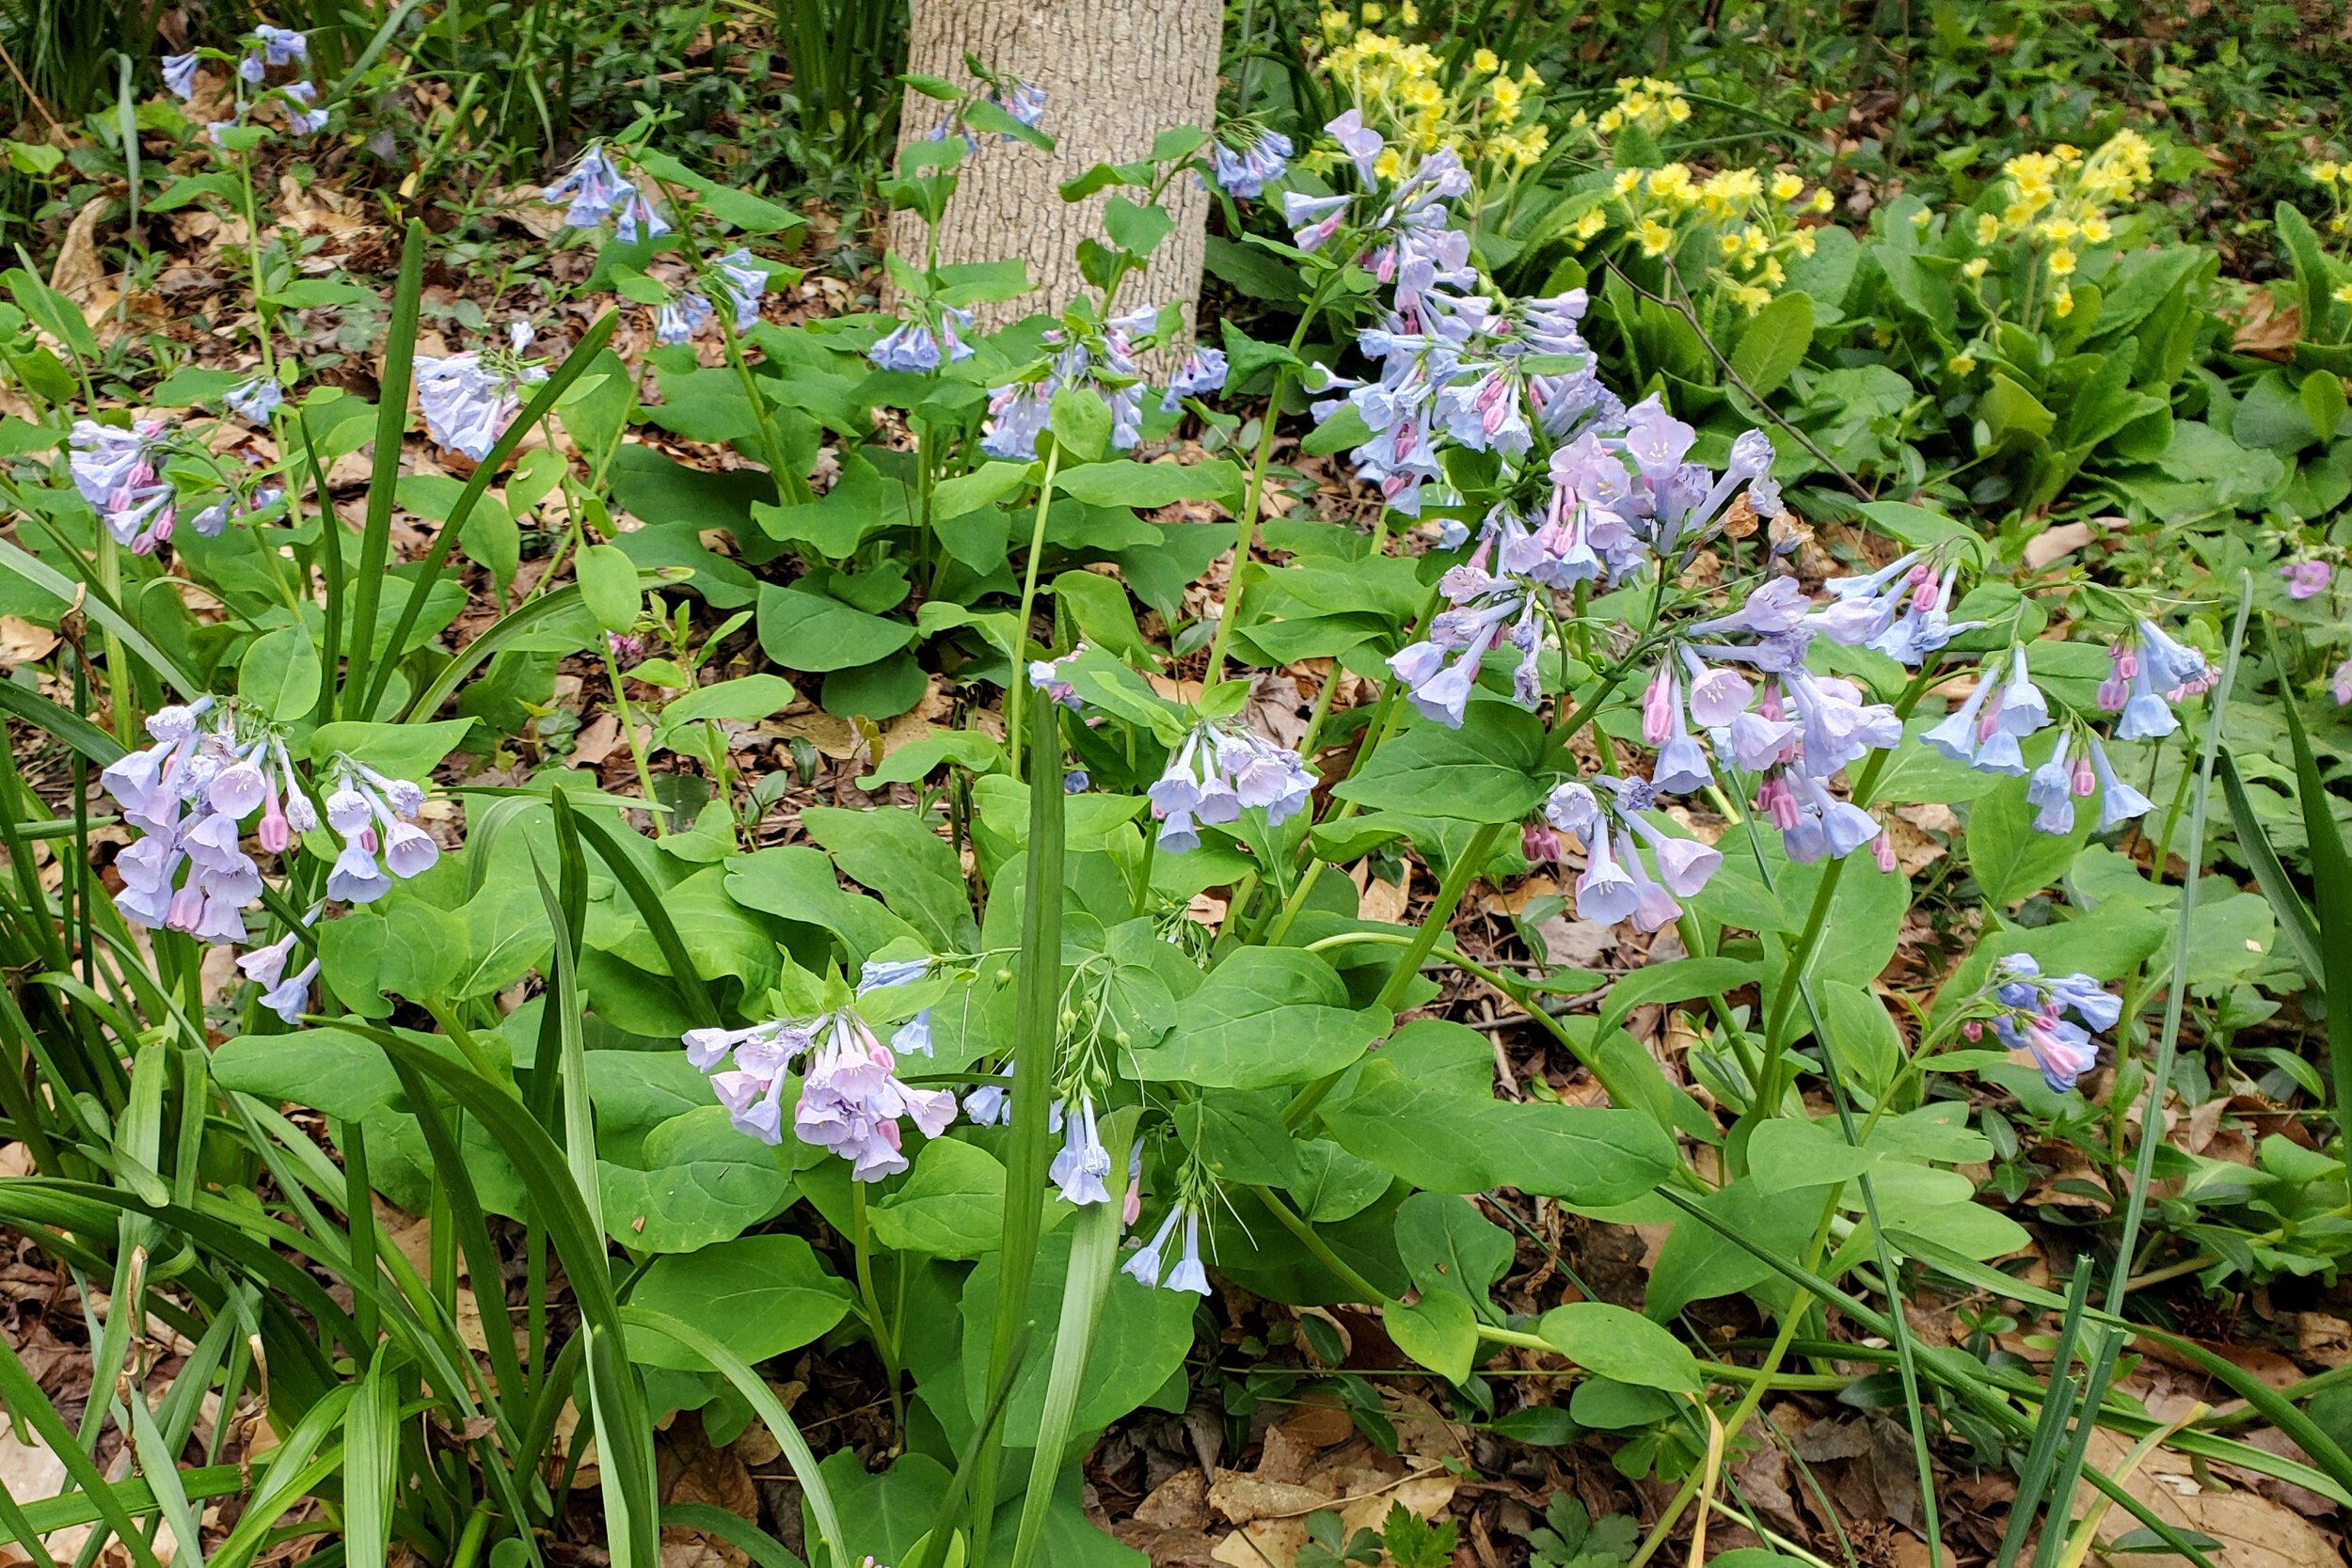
1962,954,2123,1092
100,700,452,1022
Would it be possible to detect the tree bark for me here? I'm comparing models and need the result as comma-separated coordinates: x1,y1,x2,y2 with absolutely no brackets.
889,0,1220,329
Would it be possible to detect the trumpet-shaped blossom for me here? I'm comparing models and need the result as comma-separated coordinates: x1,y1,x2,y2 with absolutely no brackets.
1979,954,2118,1092
69,419,178,552
1051,1094,1113,1205
1148,721,1315,853
1209,128,1293,198
2283,560,2332,600
417,327,547,461
225,377,282,423
1161,346,1229,410
163,54,199,101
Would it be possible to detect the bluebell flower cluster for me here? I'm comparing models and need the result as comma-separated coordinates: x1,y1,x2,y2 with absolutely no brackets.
1971,954,2121,1092
99,700,450,994
1209,127,1294,199
653,248,772,346
980,309,1165,460
163,28,326,138
543,145,668,243
866,306,977,372
417,323,548,461
1145,721,1318,853
69,419,178,553
683,1009,955,1180
1540,776,1725,931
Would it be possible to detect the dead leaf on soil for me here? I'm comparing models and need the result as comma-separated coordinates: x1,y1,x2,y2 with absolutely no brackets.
0,615,60,667
2081,1430,2344,1568
2232,288,2301,362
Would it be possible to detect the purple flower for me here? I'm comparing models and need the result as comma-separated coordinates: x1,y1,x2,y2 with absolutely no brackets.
69,419,177,551
1165,1212,1212,1294
794,1012,957,1180
1161,346,1228,411
283,80,327,135
225,377,282,423
2283,560,2332,600
2335,659,2352,705
163,54,199,102
2086,737,2153,832
714,247,769,330
858,957,930,993
254,25,307,66
1051,1094,1113,1205
1123,1206,1183,1288
656,293,715,346
2026,731,2075,835
544,146,638,230
1209,129,1293,199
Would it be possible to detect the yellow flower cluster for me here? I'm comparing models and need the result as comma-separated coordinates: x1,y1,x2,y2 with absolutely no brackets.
1976,130,2156,319
1311,14,1552,180
2307,160,2352,236
1591,76,1692,136
1587,160,1835,313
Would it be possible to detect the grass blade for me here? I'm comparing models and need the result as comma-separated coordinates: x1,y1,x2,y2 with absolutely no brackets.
342,217,427,718
343,1343,402,1568
362,309,621,718
563,805,720,1026
2215,746,2322,984
1012,1151,1126,1568
972,689,1065,1566
661,1503,806,1568
0,533,199,698
2277,672,2352,1127
0,680,124,768
623,1307,848,1568
403,581,593,720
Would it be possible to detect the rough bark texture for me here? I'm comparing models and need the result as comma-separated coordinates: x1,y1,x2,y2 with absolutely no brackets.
890,0,1220,330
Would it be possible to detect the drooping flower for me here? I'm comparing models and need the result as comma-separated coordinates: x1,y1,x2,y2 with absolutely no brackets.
225,377,282,423
1147,721,1316,853
69,419,177,552
655,293,715,346
253,25,308,66
416,326,547,462
162,54,199,101
1209,127,1294,199
544,145,641,230
1981,953,2117,1092
1161,346,1229,411
794,1011,957,1180
1050,1093,1113,1205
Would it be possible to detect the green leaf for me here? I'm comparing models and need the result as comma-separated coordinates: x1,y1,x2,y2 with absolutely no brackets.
756,584,918,673
1393,1190,1510,1305
1049,569,1156,665
1049,387,1112,462
1129,948,1391,1090
238,624,322,723
660,674,799,729
1747,1117,1879,1194
577,543,643,632
1645,1176,1828,1320
1331,705,1549,823
802,804,973,950
1728,291,1813,398
1384,1292,1478,1384
1965,768,2089,907
960,1229,1194,1446
628,1234,853,1371
724,847,921,962
599,1107,793,1252
308,718,475,780
1175,1092,1302,1186
871,1137,1005,1258
1536,1302,1701,1393
859,732,1004,788
1054,458,1243,508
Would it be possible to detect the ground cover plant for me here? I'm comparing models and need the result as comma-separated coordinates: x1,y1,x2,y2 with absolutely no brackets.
0,5,2350,1568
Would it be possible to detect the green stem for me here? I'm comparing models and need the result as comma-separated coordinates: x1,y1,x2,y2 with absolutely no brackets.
1004,441,1064,781
851,1180,907,1445
1203,367,1290,684
599,641,666,835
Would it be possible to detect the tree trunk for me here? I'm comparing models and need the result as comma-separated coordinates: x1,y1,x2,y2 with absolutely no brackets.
889,0,1220,330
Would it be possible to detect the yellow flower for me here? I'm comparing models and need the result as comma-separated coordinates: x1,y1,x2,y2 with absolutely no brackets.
2335,214,2350,235
1637,218,1675,256
1808,188,1835,214
1361,2,1384,20
1730,283,1773,314
1770,171,1804,203
2053,286,2075,318
2314,161,2343,184
1596,106,1624,134
1374,147,1406,181
1947,354,1977,376
1963,256,1989,279
1319,8,1350,37
1612,168,1642,198
1472,47,1500,72
2048,245,2077,277
1871,327,1894,348
1760,257,1786,286
1791,228,1817,258
1974,213,2001,245
2334,284,2352,305
1399,0,1418,21
2081,214,2112,244
1666,97,1692,123
1719,231,1744,257
1572,206,1608,239
1910,207,1932,228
